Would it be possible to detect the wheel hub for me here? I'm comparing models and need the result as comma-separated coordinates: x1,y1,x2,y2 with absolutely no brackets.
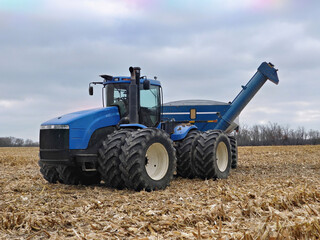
216,141,228,172
145,143,169,180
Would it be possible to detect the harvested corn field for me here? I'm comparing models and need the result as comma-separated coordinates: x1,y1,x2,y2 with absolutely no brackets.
0,146,320,239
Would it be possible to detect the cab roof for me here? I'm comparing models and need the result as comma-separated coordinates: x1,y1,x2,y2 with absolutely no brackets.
102,76,161,86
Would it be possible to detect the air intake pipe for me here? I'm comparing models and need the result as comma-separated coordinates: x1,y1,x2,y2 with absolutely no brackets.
214,62,279,131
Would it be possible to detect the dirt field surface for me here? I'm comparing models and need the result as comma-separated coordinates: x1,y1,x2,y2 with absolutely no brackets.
0,146,320,239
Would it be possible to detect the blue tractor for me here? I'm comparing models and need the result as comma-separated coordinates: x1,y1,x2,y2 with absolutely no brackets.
39,62,279,191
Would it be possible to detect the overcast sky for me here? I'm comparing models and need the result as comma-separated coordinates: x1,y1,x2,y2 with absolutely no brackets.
1,0,320,141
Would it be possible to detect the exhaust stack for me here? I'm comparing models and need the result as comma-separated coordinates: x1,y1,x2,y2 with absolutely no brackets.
215,62,279,131
128,66,141,124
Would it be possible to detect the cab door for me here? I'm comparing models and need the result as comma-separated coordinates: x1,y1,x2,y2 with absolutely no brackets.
139,85,161,127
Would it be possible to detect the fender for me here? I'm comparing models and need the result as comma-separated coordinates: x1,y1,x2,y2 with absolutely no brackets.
119,123,147,129
171,124,197,141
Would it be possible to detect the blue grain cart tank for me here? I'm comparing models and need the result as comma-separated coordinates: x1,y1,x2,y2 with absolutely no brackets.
162,100,239,133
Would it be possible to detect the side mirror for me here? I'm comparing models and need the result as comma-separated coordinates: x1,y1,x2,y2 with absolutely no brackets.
89,86,93,95
143,79,150,90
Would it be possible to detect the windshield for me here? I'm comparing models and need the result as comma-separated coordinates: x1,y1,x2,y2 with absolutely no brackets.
106,83,129,117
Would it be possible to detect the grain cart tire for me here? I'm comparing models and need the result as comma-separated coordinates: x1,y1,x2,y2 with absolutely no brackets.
175,130,201,178
39,163,61,183
193,130,231,179
98,129,133,189
228,136,238,169
57,165,101,185
119,128,176,191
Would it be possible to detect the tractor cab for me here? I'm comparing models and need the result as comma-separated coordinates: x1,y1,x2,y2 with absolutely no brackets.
89,73,162,128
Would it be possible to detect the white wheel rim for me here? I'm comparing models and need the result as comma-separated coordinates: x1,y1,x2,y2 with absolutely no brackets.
216,141,228,172
145,143,169,180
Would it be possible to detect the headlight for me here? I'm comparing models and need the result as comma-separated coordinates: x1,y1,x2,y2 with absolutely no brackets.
40,125,69,130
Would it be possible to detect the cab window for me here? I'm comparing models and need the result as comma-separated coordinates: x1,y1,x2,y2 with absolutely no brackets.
106,83,129,118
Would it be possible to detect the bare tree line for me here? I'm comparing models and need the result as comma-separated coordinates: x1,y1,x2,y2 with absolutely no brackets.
236,122,320,146
1,122,319,147
0,137,39,147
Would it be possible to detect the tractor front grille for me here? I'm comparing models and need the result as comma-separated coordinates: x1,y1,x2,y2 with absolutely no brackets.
40,129,69,150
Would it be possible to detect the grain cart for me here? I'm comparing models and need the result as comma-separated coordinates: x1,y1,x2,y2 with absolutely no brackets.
39,62,279,191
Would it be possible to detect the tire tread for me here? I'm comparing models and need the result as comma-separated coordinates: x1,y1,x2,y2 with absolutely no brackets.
98,129,133,189
119,128,176,191
193,130,231,179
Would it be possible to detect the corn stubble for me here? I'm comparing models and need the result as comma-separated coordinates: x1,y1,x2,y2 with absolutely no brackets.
0,146,319,239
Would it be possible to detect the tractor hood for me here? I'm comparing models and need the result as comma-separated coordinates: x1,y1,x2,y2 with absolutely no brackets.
41,107,120,149
41,107,120,127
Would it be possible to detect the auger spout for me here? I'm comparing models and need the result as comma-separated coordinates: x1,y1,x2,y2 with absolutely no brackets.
214,62,279,131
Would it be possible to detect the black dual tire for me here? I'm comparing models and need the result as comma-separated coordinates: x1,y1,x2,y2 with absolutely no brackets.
39,163,61,183
39,163,100,185
56,165,101,185
119,128,176,191
193,130,232,179
228,136,238,169
97,129,133,189
175,130,200,178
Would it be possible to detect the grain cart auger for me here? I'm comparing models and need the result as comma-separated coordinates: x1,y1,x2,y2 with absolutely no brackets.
39,62,279,191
